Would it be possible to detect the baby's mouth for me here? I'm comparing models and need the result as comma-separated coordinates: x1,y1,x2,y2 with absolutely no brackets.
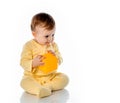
46,42,50,45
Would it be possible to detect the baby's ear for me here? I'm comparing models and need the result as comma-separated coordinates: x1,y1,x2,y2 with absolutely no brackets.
32,31,36,37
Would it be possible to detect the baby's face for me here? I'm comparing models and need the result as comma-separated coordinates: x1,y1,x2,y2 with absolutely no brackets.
32,26,55,45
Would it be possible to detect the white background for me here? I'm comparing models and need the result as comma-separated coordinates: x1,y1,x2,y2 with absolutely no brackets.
0,0,120,103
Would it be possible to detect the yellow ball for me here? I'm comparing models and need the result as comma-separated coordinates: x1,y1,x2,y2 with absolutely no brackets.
38,52,58,74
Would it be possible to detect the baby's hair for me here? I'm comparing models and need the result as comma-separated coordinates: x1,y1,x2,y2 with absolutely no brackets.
31,12,55,31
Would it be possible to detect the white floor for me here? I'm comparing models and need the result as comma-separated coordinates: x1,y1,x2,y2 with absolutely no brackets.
20,89,69,103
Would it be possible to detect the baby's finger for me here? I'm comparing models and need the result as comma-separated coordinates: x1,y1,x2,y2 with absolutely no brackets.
48,50,55,55
48,50,52,54
37,55,42,58
39,56,45,61
48,50,53,53
39,61,44,65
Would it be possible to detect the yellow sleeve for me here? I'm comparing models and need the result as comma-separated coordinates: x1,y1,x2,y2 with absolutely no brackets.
20,43,33,72
53,43,63,65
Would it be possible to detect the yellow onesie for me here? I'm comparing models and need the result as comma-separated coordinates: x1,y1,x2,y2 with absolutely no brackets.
20,39,69,98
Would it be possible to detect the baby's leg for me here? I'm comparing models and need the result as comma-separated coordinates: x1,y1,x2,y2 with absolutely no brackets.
20,76,51,98
49,73,69,91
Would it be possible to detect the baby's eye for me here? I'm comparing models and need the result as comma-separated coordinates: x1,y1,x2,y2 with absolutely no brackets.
52,34,54,37
45,35,49,38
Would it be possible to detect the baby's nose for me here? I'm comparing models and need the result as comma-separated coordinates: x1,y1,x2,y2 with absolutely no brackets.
48,37,52,42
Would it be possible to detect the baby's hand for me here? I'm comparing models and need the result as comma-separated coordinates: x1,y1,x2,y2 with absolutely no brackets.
48,50,56,56
32,55,45,68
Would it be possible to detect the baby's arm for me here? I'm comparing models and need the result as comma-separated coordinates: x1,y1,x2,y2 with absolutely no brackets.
20,43,45,72
53,43,63,65
20,43,33,72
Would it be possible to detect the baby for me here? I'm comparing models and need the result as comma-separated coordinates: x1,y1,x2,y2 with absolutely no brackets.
20,12,69,98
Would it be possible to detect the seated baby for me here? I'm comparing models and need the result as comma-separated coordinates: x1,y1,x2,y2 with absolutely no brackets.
20,12,69,98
